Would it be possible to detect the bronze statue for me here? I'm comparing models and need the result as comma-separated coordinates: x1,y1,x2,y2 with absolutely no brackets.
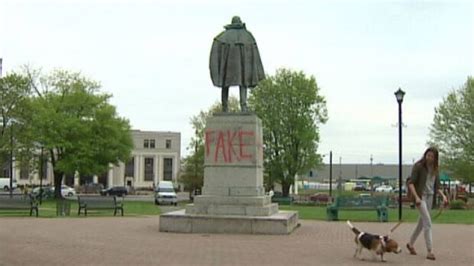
210,16,265,112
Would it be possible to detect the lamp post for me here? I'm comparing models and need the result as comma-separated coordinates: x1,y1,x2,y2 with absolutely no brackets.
39,146,44,204
9,124,13,198
329,151,333,197
394,88,405,221
194,129,198,199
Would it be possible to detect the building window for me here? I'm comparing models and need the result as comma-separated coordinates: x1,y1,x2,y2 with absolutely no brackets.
20,163,29,180
125,157,135,177
144,157,154,181
41,160,48,180
166,139,171,149
150,139,155,149
163,158,173,181
1,158,12,178
65,174,74,186
309,171,313,177
80,175,93,186
143,139,149,148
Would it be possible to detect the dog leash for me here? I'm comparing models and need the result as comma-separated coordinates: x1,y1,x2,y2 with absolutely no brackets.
389,220,403,233
432,201,448,220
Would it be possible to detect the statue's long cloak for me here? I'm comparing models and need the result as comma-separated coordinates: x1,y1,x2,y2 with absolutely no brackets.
210,24,265,88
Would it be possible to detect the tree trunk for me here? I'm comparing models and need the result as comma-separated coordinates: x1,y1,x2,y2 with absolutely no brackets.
282,171,297,197
53,170,64,199
282,182,291,197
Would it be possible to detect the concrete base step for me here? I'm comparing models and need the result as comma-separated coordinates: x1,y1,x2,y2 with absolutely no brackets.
159,209,299,235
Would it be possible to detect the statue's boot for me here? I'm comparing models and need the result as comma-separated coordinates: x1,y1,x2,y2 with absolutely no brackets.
222,87,229,112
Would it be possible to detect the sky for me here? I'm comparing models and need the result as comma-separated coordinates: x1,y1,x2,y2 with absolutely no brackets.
1,0,473,164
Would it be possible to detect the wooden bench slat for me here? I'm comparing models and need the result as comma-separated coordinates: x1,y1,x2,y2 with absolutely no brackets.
77,196,123,216
0,195,39,217
327,195,388,222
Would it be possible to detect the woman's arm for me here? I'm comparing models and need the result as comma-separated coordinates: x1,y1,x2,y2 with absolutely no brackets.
408,183,421,206
438,188,448,205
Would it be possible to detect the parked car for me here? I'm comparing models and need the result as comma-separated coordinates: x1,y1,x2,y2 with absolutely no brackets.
33,185,76,197
353,183,369,191
31,186,54,199
100,186,128,196
375,185,393,193
83,183,104,194
392,187,407,194
154,181,177,206
56,185,76,197
309,193,330,203
0,177,17,191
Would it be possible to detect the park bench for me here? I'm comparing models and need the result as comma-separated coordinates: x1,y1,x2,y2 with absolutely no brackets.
77,196,124,216
271,195,294,205
326,194,389,222
0,194,39,217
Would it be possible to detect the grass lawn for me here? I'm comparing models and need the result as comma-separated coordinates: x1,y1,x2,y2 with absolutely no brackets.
0,199,162,218
1,199,472,224
279,205,474,224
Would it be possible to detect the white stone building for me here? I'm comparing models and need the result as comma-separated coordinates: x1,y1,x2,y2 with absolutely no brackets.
7,130,181,189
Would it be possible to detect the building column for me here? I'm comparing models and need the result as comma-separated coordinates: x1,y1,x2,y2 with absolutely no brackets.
158,155,163,182
294,174,299,195
47,162,53,185
154,154,159,185
108,165,113,188
74,171,80,187
173,155,178,181
139,155,144,183
133,154,140,186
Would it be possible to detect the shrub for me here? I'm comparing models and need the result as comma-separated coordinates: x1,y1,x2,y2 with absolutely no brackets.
449,199,466,210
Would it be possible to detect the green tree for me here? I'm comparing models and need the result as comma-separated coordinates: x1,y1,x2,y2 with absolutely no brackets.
429,77,474,182
249,68,328,196
0,73,32,179
179,97,239,196
26,70,133,198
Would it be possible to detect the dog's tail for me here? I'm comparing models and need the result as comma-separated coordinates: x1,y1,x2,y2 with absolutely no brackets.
346,220,360,235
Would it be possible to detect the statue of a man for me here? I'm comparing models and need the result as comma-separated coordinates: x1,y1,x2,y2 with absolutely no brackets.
210,16,265,112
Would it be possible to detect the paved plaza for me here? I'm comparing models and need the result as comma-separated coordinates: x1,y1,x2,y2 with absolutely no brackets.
1,216,473,265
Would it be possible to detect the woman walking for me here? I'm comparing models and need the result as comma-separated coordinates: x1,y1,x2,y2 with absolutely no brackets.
406,147,448,260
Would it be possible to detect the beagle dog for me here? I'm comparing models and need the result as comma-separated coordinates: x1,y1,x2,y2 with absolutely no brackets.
347,220,402,262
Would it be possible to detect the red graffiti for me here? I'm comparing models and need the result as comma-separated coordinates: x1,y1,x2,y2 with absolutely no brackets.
205,129,256,163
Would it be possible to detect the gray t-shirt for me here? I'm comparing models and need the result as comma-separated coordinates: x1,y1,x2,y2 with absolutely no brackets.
424,172,435,196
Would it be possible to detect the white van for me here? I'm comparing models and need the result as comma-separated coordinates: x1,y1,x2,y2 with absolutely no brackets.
154,181,177,206
0,177,17,191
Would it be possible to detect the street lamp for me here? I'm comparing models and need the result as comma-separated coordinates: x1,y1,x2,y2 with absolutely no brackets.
6,118,19,198
394,88,405,221
328,151,333,198
9,124,13,198
39,146,44,204
194,129,198,199
320,151,334,198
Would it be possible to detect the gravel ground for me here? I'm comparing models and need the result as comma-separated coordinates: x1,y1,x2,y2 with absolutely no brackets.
0,216,473,266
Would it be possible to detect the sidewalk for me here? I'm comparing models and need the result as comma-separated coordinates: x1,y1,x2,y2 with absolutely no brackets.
0,216,473,265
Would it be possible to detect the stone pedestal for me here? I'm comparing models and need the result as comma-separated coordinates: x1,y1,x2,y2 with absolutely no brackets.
160,113,298,234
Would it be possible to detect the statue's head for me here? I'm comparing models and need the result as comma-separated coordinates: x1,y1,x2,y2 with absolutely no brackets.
225,16,245,30
231,16,242,24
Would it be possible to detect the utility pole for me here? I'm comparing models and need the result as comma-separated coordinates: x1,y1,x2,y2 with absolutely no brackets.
329,151,333,197
9,125,13,198
39,146,44,204
370,154,373,177
338,156,342,192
